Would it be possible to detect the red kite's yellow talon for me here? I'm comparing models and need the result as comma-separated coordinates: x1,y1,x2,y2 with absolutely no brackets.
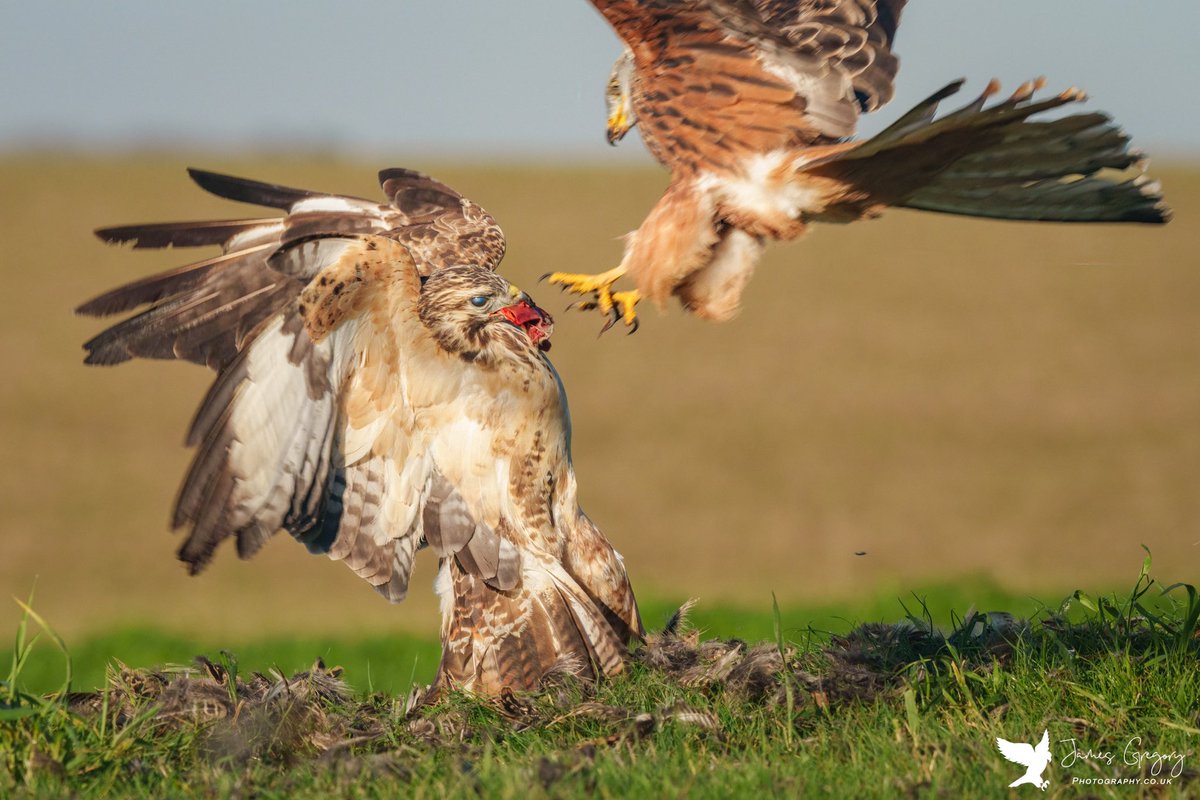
544,267,641,333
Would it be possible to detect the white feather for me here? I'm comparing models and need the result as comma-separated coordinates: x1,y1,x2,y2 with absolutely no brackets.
434,560,454,625
701,150,829,222
291,196,376,215
225,221,285,252
678,229,763,322
219,314,356,536
225,321,320,521
753,50,856,137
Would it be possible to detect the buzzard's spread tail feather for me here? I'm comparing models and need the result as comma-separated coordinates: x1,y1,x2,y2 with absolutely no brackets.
436,554,636,695
804,79,1172,224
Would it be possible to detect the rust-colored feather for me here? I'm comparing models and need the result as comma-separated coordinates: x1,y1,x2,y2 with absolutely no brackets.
592,0,908,175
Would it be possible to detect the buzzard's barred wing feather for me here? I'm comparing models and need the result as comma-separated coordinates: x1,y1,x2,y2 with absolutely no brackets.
321,455,424,602
80,169,480,596
187,167,324,210
78,256,297,369
185,167,506,270
174,313,343,570
166,236,432,594
376,168,507,272
77,245,277,319
166,236,445,602
423,473,521,592
78,167,506,369
380,168,478,223
94,218,284,250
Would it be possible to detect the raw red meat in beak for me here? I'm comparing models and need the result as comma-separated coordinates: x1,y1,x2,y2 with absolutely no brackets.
496,296,554,351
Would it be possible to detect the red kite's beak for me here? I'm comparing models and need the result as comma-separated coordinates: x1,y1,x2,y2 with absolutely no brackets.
496,296,554,352
607,104,632,145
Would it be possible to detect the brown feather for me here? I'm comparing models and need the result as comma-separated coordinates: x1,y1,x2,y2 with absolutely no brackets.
188,168,325,209
804,81,1172,224
76,245,274,318
592,0,906,174
436,559,612,695
95,218,278,250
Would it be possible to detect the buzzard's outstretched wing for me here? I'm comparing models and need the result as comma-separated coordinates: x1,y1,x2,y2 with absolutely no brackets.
77,170,506,602
79,168,504,370
590,0,906,174
136,234,441,601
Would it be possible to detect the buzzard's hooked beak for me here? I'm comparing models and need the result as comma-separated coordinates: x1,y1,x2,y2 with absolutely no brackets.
496,295,554,352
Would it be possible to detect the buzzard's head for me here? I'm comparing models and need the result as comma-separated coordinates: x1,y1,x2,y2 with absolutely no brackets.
605,49,636,146
419,265,554,363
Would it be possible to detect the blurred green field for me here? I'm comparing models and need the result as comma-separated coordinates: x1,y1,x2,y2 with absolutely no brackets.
1,154,1197,647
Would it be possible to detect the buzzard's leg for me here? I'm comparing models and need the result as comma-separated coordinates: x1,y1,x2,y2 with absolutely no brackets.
542,266,641,333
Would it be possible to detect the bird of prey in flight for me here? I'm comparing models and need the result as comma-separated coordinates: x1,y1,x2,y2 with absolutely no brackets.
78,168,643,694
548,0,1170,329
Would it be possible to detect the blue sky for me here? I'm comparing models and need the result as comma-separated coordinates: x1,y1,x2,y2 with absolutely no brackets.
3,1,1196,160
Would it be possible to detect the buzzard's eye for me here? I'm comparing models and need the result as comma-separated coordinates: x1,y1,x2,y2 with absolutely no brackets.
469,295,489,308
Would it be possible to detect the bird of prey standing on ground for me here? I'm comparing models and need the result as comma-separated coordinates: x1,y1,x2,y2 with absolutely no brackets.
548,0,1170,329
78,168,643,694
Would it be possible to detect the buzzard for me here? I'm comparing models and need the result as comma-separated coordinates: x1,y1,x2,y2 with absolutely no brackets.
548,0,1170,327
78,168,643,694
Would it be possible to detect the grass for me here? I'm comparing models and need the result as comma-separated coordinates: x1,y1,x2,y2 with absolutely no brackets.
2,557,1197,798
